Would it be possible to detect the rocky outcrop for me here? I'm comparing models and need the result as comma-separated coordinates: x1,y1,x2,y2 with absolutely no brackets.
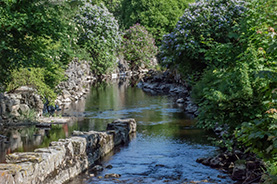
0,58,153,123
0,86,44,122
138,70,198,115
0,118,136,184
112,56,158,78
196,150,265,183
0,59,96,124
54,59,96,109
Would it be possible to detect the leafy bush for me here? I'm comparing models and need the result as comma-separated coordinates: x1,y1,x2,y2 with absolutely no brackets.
76,3,121,75
192,63,267,130
120,0,194,44
236,110,277,182
160,0,247,73
120,24,158,70
236,113,277,161
0,0,80,86
6,68,59,104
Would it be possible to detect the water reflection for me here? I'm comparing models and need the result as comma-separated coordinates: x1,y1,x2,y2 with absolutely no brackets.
67,80,233,183
1,78,233,183
0,123,78,163
0,78,144,163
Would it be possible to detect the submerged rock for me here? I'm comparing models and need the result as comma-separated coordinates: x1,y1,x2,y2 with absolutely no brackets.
176,98,185,103
104,173,121,178
196,150,265,184
92,165,104,172
105,165,113,169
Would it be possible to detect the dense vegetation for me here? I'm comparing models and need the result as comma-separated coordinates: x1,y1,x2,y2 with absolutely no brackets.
119,0,194,44
160,0,276,181
0,0,276,181
93,0,194,45
0,0,121,102
120,24,158,70
0,0,79,101
75,2,121,75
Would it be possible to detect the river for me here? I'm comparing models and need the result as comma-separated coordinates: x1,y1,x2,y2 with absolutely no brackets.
0,79,233,183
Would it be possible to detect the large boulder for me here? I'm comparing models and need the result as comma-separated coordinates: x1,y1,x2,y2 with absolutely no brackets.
0,86,44,122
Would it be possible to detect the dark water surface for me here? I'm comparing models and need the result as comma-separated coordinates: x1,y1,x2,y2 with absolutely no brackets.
0,79,233,183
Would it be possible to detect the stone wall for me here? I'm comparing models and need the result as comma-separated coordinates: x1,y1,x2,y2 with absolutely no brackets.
0,119,136,184
54,59,96,108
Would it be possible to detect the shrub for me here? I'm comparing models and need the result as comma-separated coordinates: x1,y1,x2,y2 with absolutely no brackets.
191,0,276,177
120,0,194,45
120,24,158,70
159,0,247,73
235,113,277,161
6,68,59,104
192,63,267,130
76,3,121,74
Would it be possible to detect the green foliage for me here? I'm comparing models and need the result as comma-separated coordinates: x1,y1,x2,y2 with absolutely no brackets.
262,161,277,184
120,0,194,44
120,24,158,70
6,67,59,104
0,0,81,95
18,109,37,122
188,0,277,175
192,63,267,130
236,114,277,161
160,0,247,73
75,2,121,74
92,0,122,17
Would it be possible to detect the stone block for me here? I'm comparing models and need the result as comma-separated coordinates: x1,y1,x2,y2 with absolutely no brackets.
6,152,43,164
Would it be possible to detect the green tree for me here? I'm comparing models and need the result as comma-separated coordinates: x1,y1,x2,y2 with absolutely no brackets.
75,2,121,75
120,24,158,70
0,0,79,89
93,0,122,17
120,0,194,44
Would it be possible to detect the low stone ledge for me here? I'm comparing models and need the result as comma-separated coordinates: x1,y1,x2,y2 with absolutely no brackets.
0,118,136,184
37,116,81,125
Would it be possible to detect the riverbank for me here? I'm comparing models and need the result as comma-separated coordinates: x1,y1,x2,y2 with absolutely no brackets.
0,58,149,126
138,69,198,116
0,67,266,184
138,70,266,184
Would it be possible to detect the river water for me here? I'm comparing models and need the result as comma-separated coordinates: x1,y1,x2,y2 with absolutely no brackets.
68,80,233,184
0,79,233,183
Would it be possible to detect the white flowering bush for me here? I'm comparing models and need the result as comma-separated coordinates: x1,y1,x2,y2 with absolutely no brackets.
76,2,121,74
160,0,247,73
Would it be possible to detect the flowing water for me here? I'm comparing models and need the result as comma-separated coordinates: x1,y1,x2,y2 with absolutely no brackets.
68,80,233,184
0,79,233,183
